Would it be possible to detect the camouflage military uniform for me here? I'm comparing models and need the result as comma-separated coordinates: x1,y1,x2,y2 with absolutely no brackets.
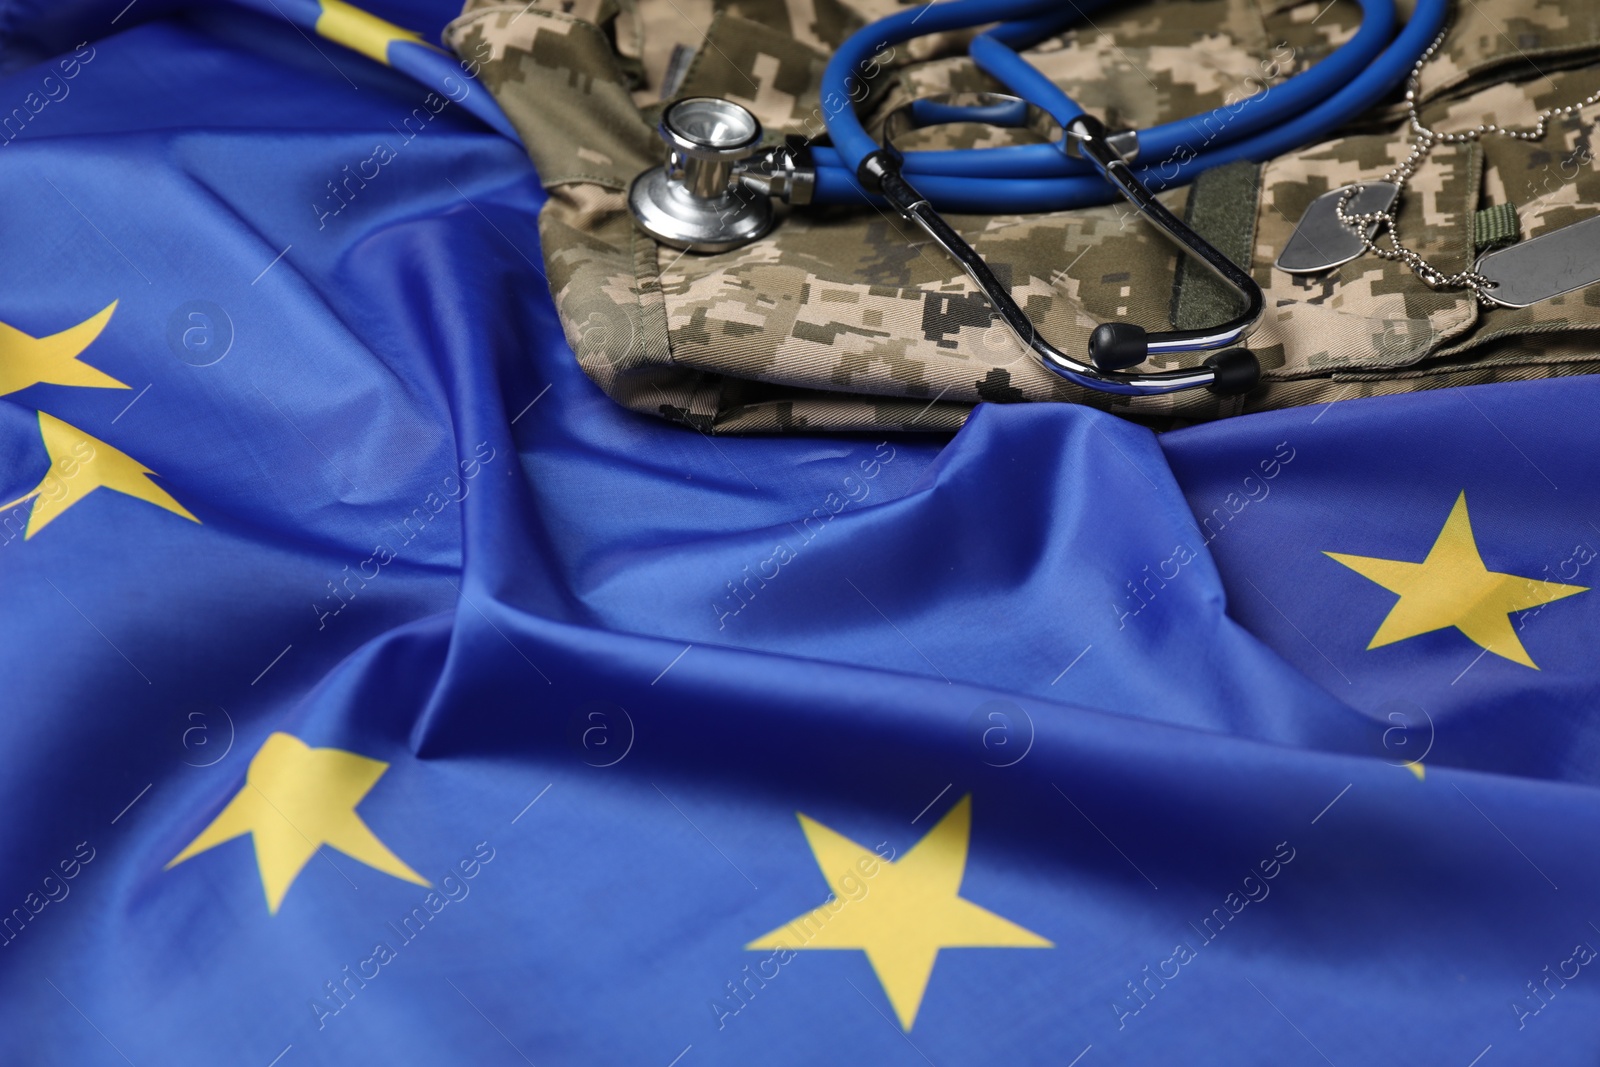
447,0,1600,432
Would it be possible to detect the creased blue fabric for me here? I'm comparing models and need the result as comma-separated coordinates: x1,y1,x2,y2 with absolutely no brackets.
1,7,1596,1066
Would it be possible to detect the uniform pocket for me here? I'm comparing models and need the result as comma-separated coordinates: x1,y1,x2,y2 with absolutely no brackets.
1416,0,1600,102
1252,135,1481,378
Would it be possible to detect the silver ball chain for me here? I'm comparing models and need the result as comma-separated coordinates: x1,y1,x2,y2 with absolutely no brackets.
1334,22,1600,305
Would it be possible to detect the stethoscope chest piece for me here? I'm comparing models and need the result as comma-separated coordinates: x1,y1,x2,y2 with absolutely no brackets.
630,98,774,253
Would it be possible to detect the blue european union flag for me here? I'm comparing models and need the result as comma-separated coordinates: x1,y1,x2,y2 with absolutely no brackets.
2,2,1600,1065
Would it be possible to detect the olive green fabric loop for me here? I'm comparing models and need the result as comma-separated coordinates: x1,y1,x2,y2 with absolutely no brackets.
1473,202,1520,252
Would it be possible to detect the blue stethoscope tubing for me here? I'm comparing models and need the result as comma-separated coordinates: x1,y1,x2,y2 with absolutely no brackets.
814,0,1449,212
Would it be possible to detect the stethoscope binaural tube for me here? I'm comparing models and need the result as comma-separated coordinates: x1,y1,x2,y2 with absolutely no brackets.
815,0,1448,212
821,0,1388,182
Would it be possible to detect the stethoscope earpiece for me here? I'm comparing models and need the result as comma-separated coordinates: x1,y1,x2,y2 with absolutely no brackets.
1202,350,1262,397
1088,324,1148,371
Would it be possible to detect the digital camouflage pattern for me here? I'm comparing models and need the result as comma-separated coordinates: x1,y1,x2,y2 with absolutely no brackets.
447,0,1600,432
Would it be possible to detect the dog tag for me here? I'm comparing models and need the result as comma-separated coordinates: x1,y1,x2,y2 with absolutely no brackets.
1475,214,1600,307
1275,182,1399,274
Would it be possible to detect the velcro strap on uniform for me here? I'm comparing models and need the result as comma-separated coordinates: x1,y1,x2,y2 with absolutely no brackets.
1473,202,1520,252
1171,161,1261,331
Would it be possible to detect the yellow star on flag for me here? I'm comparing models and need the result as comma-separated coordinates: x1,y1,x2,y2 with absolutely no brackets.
0,300,125,396
315,0,438,65
748,795,1050,1030
1326,491,1586,668
167,732,428,913
0,412,197,537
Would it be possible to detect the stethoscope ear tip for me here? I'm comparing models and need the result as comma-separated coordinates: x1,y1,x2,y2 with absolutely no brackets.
1087,323,1148,370
1088,323,1259,397
1203,349,1261,396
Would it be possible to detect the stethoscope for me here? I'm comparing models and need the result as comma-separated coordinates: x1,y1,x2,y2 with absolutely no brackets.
210,0,1447,402
629,0,1450,399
